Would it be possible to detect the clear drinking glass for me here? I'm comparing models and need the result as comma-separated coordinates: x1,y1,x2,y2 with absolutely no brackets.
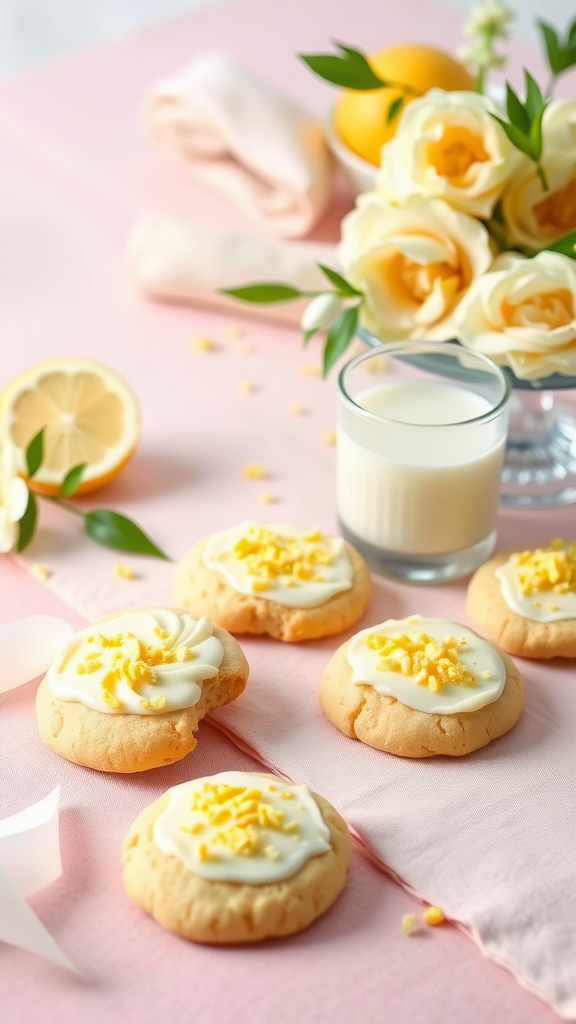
337,342,511,583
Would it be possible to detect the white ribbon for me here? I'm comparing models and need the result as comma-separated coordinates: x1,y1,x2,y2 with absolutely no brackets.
0,615,76,971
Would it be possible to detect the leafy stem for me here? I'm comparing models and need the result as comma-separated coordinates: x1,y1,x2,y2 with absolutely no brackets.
39,493,86,517
536,162,549,192
16,429,169,560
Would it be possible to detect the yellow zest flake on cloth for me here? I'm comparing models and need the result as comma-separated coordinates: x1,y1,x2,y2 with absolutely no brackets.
299,363,322,377
423,906,445,926
76,631,194,709
401,914,419,936
224,324,242,339
289,402,306,416
235,378,254,395
242,462,267,480
511,539,576,595
322,430,336,446
31,563,51,582
180,782,301,862
236,340,253,354
258,490,275,505
192,335,215,353
230,525,335,591
366,631,477,693
113,562,135,579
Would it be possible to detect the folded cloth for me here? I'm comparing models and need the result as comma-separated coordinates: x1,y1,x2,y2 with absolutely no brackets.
143,51,336,238
129,214,337,324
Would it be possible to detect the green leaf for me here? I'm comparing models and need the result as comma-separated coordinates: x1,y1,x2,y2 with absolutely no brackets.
528,102,548,162
542,227,576,258
387,95,404,124
16,490,38,553
299,48,386,90
538,20,565,74
569,18,576,48
523,69,544,120
505,82,530,133
25,429,44,479
303,327,318,347
317,264,363,297
322,306,359,376
84,510,169,560
490,114,532,157
59,463,87,498
219,283,304,303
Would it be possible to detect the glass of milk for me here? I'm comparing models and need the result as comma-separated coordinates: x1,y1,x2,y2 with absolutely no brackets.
337,342,510,583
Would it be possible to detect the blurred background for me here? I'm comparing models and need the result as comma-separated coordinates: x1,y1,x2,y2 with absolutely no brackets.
0,0,574,77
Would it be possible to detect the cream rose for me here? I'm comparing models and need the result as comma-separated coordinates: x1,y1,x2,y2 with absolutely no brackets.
455,251,576,380
0,445,29,553
336,193,493,340
376,89,519,218
501,99,576,251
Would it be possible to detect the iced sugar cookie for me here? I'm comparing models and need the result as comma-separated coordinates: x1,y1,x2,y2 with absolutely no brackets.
320,615,524,757
174,522,372,642
122,771,351,943
36,608,249,772
467,540,576,659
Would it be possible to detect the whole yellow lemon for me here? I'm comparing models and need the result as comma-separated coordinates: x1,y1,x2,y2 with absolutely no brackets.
334,44,475,165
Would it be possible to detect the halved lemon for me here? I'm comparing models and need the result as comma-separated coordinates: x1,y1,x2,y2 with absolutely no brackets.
0,358,140,495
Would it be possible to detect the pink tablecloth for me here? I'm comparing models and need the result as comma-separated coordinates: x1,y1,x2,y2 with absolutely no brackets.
0,2,574,1022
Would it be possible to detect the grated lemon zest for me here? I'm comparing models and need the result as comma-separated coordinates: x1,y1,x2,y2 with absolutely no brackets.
76,629,194,709
512,540,576,595
179,782,303,861
366,631,477,692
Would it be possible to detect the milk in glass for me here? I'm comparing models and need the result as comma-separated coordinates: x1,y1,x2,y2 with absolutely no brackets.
337,380,506,556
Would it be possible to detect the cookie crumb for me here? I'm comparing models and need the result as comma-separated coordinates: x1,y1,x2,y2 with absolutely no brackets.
423,906,445,926
401,914,419,935
224,324,242,339
235,378,254,395
242,462,267,481
289,403,306,417
258,490,275,505
113,563,136,580
192,335,215,353
31,563,51,582
322,430,336,446
300,363,322,377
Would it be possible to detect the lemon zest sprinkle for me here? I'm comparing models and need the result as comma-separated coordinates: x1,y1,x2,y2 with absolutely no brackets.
512,540,576,596
423,906,445,926
401,913,419,936
366,631,477,692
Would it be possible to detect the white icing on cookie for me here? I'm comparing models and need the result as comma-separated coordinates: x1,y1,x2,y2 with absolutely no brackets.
347,616,506,715
46,609,223,715
203,522,353,608
495,545,576,622
153,771,332,883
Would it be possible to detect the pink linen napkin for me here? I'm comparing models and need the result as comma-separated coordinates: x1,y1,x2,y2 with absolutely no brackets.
13,318,576,1018
128,214,337,323
143,51,336,238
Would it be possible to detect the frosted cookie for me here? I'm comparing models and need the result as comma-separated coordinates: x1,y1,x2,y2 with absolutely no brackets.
122,770,351,943
36,608,249,773
174,522,372,642
320,615,524,758
467,540,576,659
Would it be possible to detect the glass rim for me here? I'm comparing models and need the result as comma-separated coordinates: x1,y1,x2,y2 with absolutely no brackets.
338,340,511,429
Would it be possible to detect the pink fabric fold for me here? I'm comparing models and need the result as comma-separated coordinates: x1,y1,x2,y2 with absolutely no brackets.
128,214,337,323
143,51,336,238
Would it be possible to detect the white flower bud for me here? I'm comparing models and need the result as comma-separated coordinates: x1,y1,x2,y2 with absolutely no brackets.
301,292,343,333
